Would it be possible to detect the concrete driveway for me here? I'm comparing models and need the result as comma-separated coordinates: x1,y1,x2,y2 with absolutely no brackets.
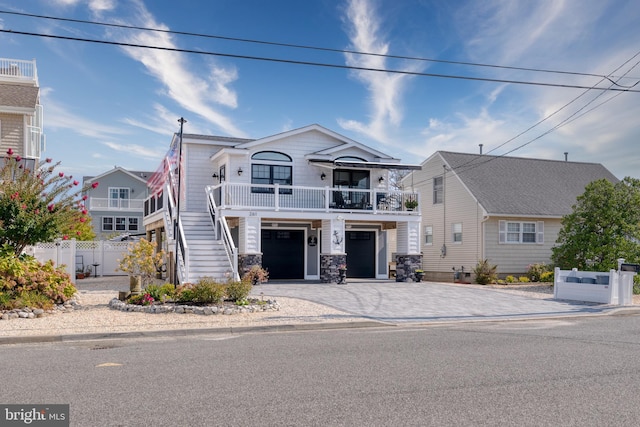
251,279,616,323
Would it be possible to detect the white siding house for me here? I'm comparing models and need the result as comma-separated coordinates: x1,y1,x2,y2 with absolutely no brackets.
144,124,423,284
408,151,618,282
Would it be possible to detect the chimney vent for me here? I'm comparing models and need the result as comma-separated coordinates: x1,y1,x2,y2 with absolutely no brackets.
564,152,568,162
479,144,483,155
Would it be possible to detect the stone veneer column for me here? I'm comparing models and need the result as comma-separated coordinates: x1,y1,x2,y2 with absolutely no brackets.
238,253,263,279
320,217,346,283
395,220,423,282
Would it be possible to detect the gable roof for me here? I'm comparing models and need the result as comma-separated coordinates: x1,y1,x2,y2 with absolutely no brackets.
437,151,619,217
83,167,154,185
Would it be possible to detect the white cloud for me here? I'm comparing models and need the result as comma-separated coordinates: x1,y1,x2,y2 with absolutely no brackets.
102,141,164,160
338,0,419,144
106,1,247,137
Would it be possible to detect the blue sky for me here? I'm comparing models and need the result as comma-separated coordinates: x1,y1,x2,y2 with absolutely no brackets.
1,0,639,179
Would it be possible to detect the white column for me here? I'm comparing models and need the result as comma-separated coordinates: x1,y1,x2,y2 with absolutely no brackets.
321,217,345,255
396,220,421,255
239,216,261,254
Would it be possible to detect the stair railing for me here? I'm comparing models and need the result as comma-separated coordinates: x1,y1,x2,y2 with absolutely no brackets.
207,185,239,281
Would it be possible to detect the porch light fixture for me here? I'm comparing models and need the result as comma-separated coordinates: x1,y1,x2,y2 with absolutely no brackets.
378,176,384,184
237,167,243,176
212,172,219,180
321,172,326,180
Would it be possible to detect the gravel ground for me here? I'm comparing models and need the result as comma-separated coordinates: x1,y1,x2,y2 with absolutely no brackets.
1,277,636,338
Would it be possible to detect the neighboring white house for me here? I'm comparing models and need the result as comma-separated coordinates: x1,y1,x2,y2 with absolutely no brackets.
83,167,153,240
143,124,422,284
0,58,44,167
406,151,619,282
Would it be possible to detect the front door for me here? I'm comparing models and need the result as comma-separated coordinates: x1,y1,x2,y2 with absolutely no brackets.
261,229,305,280
345,231,376,278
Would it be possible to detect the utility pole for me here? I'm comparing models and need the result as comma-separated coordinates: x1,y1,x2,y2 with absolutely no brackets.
173,117,186,286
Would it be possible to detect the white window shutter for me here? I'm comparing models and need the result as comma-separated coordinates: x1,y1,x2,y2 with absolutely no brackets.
499,220,506,244
537,221,544,244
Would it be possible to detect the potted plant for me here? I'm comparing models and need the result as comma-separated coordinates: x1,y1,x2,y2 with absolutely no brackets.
404,198,418,210
414,269,425,282
75,267,84,280
243,265,269,286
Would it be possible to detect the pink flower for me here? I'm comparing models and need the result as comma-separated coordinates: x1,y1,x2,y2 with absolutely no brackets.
62,235,69,240
73,180,79,186
45,158,52,163
6,148,13,156
35,209,40,215
82,209,88,215
59,172,64,177
76,231,81,236
21,204,26,210
10,192,19,200
91,182,99,189
82,195,88,200
47,203,55,212
79,217,86,223
15,155,22,162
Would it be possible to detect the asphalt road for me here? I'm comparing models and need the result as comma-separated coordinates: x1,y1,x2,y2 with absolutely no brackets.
3,313,640,426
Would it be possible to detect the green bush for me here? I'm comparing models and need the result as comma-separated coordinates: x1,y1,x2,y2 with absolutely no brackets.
191,277,226,304
175,283,195,303
473,259,498,285
0,247,75,309
518,276,530,283
526,263,551,282
505,275,516,283
226,280,252,302
145,283,175,302
540,271,554,282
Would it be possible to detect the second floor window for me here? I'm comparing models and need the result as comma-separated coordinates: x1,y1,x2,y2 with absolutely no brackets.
425,225,433,245
109,187,130,208
251,151,292,194
433,176,443,204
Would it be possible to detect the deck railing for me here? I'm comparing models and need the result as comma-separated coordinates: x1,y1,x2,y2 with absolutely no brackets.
89,198,144,211
0,58,37,83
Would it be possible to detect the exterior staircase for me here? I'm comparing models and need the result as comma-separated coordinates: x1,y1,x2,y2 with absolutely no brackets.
179,211,233,283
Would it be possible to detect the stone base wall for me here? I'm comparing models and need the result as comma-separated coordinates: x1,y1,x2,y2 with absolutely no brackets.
238,253,262,280
395,254,423,282
320,254,347,283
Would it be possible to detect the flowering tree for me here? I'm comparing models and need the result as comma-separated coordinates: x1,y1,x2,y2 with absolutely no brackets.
0,149,97,255
117,238,166,286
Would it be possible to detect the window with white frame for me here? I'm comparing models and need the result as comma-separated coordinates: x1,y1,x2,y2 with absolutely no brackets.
251,151,292,194
433,176,443,204
109,187,130,208
499,220,544,244
425,225,433,245
115,217,127,231
452,223,462,243
102,217,113,231
128,218,139,231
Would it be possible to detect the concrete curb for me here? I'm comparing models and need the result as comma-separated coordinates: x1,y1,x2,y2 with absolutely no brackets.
0,321,388,345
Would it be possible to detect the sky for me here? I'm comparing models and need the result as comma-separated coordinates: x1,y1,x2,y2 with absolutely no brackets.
1,0,639,180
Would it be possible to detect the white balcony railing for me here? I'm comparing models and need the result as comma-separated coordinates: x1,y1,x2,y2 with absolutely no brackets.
89,197,144,211
0,58,38,83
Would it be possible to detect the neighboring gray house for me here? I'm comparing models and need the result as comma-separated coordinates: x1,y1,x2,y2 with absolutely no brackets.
0,58,44,168
407,151,619,282
83,167,153,240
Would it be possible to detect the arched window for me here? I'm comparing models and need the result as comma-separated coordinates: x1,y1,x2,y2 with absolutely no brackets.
251,151,292,193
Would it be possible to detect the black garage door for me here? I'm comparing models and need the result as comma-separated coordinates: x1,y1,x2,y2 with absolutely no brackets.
346,231,375,278
261,230,305,280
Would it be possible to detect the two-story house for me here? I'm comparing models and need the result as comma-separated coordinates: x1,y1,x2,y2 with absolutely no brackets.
407,151,619,282
144,124,422,284
0,58,44,167
83,167,153,240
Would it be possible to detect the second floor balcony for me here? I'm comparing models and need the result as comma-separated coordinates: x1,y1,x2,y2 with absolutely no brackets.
144,182,420,220
88,197,144,212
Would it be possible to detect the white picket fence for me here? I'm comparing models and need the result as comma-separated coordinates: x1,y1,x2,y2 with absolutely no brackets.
25,240,130,284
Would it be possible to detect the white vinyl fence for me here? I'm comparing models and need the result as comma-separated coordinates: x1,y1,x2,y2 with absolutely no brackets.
25,240,130,284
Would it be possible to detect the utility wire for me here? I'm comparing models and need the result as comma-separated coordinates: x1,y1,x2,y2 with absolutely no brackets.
3,28,640,93
4,9,638,86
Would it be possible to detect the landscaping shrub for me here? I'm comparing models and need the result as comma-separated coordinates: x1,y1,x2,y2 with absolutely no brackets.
518,276,530,283
540,271,554,283
505,275,516,283
144,283,175,302
526,263,551,282
226,279,252,302
473,259,497,285
0,247,75,309
175,283,195,303
191,277,226,304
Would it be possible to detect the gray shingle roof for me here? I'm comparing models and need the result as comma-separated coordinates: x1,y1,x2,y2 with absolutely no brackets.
0,84,39,109
439,151,619,217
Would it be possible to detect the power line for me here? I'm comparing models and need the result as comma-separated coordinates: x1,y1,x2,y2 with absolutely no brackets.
1,9,637,87
3,28,640,93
